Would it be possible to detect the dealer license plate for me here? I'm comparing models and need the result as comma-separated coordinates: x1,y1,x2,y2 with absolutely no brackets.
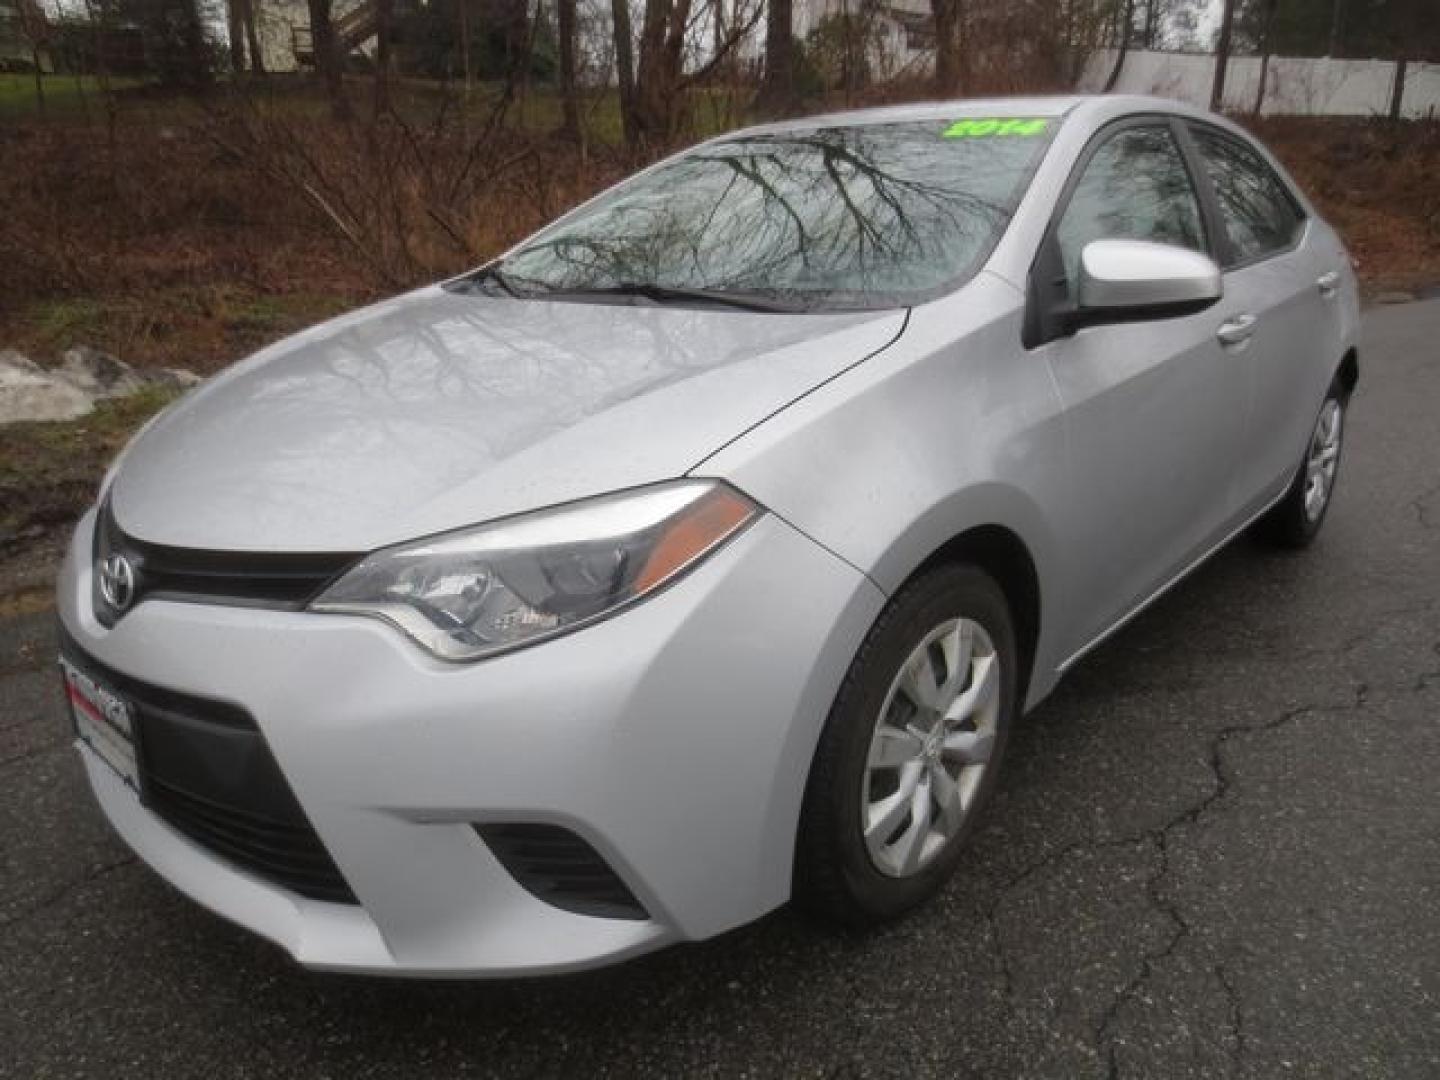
59,655,139,790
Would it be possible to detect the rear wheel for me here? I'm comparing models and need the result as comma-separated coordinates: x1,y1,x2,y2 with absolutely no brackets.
1258,381,1347,548
794,564,1017,927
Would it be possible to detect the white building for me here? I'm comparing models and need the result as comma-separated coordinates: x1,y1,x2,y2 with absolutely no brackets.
793,0,935,81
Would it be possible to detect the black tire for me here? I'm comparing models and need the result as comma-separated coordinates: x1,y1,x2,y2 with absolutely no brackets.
794,563,1018,928
1256,379,1349,548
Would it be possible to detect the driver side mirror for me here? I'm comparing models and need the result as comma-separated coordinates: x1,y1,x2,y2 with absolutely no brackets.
1073,239,1222,323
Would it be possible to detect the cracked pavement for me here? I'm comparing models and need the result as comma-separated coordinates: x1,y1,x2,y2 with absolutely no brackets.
2,299,1438,1079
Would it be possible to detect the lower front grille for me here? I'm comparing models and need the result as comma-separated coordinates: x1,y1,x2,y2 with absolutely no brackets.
478,823,648,920
60,628,356,905
144,776,356,904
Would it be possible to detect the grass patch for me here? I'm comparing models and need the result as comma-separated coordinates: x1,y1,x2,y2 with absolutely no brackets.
0,73,144,117
0,385,183,548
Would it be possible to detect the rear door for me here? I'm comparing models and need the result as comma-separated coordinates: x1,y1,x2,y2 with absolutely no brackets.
1181,122,1339,513
1032,118,1249,657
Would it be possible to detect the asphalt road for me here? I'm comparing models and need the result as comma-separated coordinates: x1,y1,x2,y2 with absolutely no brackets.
3,300,1438,1080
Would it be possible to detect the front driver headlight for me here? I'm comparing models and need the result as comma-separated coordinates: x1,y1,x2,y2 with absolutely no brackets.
310,481,759,661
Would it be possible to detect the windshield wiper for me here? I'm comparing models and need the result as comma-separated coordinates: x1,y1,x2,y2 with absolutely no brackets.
558,282,808,313
460,264,552,299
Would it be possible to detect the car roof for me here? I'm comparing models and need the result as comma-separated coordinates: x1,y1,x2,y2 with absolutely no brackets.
723,94,1223,139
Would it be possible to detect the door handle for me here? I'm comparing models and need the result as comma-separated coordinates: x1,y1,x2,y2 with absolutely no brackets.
1216,313,1257,346
1317,270,1340,297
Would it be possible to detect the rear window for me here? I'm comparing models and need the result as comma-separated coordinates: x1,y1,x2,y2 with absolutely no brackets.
1189,126,1305,266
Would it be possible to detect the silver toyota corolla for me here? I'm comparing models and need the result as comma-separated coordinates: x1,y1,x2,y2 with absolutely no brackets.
57,95,1359,976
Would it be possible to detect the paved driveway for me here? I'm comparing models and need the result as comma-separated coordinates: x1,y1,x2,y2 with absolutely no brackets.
3,300,1437,1079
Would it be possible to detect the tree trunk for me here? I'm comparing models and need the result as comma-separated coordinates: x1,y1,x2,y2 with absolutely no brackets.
1103,0,1133,92
932,0,959,95
1389,56,1407,120
1210,0,1238,111
632,0,692,143
307,0,350,120
457,0,473,100
178,0,213,88
227,0,246,71
30,45,45,117
558,0,580,137
242,0,266,75
711,0,726,70
373,0,393,116
758,0,794,113
611,0,638,145
1327,0,1344,57
1252,0,1277,116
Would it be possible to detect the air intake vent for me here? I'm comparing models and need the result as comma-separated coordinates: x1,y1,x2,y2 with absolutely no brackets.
478,823,648,921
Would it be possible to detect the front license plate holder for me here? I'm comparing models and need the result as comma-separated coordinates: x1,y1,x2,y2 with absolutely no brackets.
59,655,140,791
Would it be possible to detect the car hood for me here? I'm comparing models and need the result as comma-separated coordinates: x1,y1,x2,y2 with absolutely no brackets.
108,286,906,552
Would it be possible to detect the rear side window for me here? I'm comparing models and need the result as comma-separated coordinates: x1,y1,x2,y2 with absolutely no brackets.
1054,125,1206,296
1189,127,1304,266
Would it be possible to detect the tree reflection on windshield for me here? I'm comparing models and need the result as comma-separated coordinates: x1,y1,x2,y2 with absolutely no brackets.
486,120,1054,310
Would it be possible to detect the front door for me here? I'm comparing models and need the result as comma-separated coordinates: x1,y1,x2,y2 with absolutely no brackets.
1035,120,1249,657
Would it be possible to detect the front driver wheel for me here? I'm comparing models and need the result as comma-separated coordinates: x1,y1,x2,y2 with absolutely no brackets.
795,563,1017,927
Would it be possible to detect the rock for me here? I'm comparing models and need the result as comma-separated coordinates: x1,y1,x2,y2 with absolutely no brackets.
55,345,148,398
0,346,201,425
0,348,43,375
0,350,95,424
153,368,204,389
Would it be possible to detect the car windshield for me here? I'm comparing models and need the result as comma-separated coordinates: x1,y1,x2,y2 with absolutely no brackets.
477,117,1057,310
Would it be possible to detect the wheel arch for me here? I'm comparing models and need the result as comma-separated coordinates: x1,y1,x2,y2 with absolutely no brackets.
1337,347,1359,398
905,524,1043,710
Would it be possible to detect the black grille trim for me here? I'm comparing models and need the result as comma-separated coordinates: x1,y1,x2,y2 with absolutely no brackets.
94,500,360,625
478,823,648,921
60,628,357,905
58,623,255,730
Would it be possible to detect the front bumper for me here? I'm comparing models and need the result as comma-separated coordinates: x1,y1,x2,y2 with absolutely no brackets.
57,507,883,976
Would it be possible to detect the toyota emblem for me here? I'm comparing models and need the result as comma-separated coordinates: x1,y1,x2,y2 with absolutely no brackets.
98,553,136,612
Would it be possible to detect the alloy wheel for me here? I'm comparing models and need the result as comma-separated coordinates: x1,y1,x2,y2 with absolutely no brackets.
1303,399,1343,522
861,618,1001,878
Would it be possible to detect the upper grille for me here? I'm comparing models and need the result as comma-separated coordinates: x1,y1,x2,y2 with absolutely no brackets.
61,630,357,904
93,501,359,625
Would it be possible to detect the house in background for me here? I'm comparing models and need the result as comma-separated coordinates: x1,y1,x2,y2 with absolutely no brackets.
0,0,54,72
248,0,381,72
793,0,936,81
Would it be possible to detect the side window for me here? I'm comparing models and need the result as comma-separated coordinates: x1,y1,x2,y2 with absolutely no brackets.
1190,126,1304,266
1055,125,1206,296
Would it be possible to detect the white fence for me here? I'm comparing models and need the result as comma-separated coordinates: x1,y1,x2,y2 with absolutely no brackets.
1079,49,1440,118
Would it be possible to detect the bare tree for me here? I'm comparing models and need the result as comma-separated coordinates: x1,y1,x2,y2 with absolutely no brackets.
227,0,247,71
1210,0,1238,110
932,0,967,95
611,0,638,144
14,0,50,115
558,0,581,137
1327,0,1344,56
242,0,265,74
373,0,393,115
1104,0,1134,92
758,0,794,113
1388,55,1407,120
617,0,759,146
1252,0,1277,116
307,0,351,120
